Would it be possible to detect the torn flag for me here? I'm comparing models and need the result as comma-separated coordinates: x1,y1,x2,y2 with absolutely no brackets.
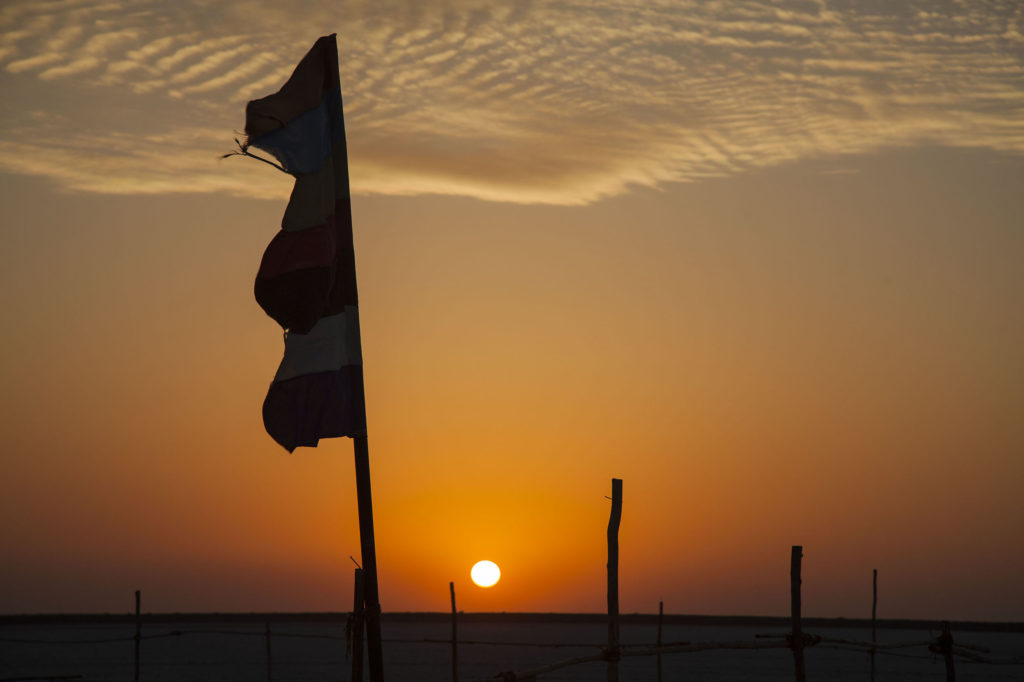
245,34,366,451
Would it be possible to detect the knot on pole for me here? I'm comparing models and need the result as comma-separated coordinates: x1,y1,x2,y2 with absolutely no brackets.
930,621,957,682
602,645,622,662
929,629,955,657
785,633,821,649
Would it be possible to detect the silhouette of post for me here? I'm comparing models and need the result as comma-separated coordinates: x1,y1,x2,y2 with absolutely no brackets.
606,478,623,682
351,568,366,682
265,622,273,682
133,590,141,682
940,621,956,682
354,435,385,682
790,546,806,682
871,569,877,682
656,600,663,682
450,581,459,682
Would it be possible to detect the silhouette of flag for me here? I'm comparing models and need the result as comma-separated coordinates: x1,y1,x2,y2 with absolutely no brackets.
245,34,366,452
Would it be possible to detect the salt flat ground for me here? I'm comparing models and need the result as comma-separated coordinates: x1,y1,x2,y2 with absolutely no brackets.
2,619,1022,681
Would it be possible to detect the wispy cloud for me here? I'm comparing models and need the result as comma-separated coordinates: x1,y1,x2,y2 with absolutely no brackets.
6,52,63,72
1,0,1022,204
39,54,100,79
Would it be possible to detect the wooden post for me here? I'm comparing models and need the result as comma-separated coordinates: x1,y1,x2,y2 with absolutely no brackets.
265,622,273,682
606,478,623,682
656,600,663,682
133,590,141,682
352,568,366,682
940,621,956,682
790,546,806,682
353,435,385,682
871,569,877,682
450,581,459,682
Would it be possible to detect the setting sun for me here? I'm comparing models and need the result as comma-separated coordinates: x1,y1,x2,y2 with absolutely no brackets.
470,561,501,588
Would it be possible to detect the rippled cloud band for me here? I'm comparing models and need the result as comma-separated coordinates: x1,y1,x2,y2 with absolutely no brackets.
1,0,1022,204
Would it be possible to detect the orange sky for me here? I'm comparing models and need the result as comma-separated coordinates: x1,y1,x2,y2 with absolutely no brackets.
1,1,1023,621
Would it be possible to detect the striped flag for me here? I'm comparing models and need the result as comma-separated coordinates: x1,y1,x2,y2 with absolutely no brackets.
245,35,366,452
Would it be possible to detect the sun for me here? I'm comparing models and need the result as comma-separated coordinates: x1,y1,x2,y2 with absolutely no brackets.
470,560,501,587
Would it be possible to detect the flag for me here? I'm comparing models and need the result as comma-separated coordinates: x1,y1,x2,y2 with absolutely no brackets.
245,34,366,452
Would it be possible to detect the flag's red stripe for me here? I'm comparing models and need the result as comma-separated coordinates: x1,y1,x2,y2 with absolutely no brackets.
256,217,338,280
254,201,357,334
245,35,339,140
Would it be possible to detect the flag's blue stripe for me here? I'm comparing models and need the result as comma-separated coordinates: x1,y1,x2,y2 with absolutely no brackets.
263,365,367,452
249,87,344,175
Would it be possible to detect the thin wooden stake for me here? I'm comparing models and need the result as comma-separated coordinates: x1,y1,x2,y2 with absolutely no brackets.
656,600,664,682
133,590,141,682
353,435,385,682
790,546,806,682
607,478,623,682
450,581,459,682
265,622,273,682
352,568,366,682
940,621,956,682
871,569,877,682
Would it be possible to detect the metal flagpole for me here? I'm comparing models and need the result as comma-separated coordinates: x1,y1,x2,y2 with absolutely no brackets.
354,436,384,681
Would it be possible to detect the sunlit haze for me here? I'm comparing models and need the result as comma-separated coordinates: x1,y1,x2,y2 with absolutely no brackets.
1,0,1022,622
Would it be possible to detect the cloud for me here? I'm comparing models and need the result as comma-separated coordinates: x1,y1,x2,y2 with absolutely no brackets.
0,0,1023,204
0,126,289,198
6,52,62,72
39,55,99,78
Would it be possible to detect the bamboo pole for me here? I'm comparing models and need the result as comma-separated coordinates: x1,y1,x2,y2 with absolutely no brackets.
353,435,385,682
352,568,366,682
656,600,663,682
606,478,623,682
450,581,459,682
871,569,877,682
133,590,141,682
265,622,273,682
790,546,806,682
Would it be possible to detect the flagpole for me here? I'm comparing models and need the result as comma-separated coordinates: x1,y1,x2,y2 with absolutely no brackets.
353,433,385,681
240,32,384,680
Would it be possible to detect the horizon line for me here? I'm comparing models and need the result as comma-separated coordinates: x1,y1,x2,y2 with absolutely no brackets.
2,611,1021,632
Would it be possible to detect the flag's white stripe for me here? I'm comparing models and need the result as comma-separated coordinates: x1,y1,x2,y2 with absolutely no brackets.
272,306,362,382
281,150,337,231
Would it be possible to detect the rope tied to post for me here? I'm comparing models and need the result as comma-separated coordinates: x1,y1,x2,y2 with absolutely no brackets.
929,627,955,657
785,633,822,650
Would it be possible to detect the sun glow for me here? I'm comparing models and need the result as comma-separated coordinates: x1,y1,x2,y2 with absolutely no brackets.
470,560,500,588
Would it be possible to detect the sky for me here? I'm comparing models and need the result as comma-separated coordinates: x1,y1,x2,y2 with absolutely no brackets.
1,0,1022,621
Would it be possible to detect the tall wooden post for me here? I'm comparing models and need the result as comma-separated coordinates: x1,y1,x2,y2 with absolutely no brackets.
353,434,384,682
133,590,141,682
939,621,956,682
265,622,273,682
871,569,877,682
450,581,459,682
656,600,664,682
606,478,623,682
351,568,366,682
790,546,806,682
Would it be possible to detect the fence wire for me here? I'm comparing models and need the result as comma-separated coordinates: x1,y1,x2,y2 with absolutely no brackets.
3,622,1023,681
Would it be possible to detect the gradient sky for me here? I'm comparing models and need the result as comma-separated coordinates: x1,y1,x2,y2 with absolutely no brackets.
1,0,1022,621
